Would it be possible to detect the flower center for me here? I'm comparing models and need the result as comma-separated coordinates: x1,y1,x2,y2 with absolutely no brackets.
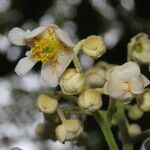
30,29,70,63
122,82,132,92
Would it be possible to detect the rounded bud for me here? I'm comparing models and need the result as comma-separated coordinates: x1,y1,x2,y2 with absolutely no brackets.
78,89,102,112
128,105,143,120
59,68,85,95
128,124,141,137
36,94,58,114
111,114,118,126
85,64,106,87
11,148,22,150
55,119,83,143
82,35,106,58
138,90,150,112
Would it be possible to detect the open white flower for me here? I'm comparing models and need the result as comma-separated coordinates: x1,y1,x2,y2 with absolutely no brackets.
8,24,74,87
128,33,150,64
104,62,150,101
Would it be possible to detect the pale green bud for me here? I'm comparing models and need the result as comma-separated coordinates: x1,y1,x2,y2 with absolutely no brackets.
82,35,106,58
128,105,143,120
138,90,150,112
128,33,150,64
128,124,141,137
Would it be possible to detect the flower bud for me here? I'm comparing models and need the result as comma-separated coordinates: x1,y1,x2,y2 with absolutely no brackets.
128,33,150,64
78,89,102,112
82,35,106,58
111,114,118,126
128,124,141,137
11,148,22,150
128,105,143,120
59,68,85,95
85,64,106,87
36,94,58,114
55,119,83,143
138,90,150,112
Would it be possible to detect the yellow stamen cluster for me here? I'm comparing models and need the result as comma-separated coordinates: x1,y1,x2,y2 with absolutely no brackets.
30,30,69,63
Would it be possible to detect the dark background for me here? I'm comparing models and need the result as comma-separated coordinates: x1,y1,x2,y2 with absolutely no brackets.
0,0,150,150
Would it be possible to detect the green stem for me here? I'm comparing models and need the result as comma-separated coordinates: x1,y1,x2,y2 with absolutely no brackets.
45,91,78,105
95,87,105,94
63,106,92,116
73,55,83,73
107,98,116,124
116,102,133,150
57,107,66,122
94,111,119,150
73,39,85,73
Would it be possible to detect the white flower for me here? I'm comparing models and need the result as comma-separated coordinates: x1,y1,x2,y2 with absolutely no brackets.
104,62,150,101
55,119,83,143
8,24,74,87
128,33,150,64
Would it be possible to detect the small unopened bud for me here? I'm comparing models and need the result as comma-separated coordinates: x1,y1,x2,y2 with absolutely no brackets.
36,94,58,114
128,33,150,64
11,148,22,150
82,35,106,58
78,89,102,112
128,105,143,120
55,119,83,143
85,64,106,87
138,91,150,112
111,114,118,126
128,124,141,137
59,68,85,95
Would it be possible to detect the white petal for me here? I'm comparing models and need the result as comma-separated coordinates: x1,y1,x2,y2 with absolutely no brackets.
114,62,140,81
41,63,59,87
15,57,36,76
41,49,74,87
55,29,74,47
121,92,134,102
106,67,115,80
56,49,74,76
25,25,48,39
142,75,150,87
130,75,145,94
8,27,26,46
105,79,125,99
